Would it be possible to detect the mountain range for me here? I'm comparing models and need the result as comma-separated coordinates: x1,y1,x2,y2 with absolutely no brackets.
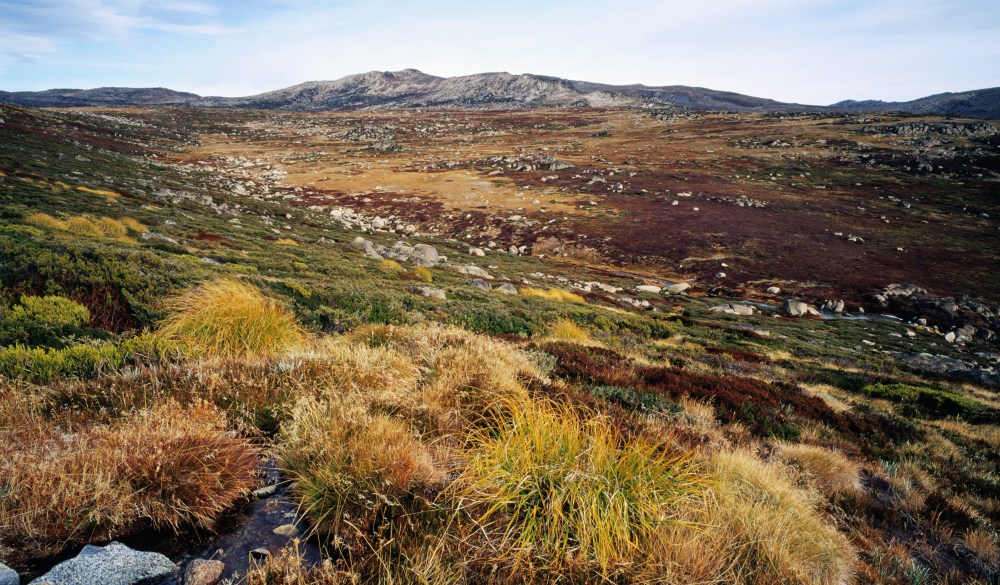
2,69,998,119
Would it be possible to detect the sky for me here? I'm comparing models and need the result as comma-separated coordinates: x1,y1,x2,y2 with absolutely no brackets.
0,0,998,105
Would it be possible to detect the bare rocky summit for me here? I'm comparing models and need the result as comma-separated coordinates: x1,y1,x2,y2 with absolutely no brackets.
3,69,998,118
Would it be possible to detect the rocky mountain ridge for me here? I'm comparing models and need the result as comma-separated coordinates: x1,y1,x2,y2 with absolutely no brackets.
3,69,998,118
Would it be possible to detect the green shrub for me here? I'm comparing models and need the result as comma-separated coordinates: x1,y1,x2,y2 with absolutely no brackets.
0,295,91,347
0,334,179,383
862,382,984,418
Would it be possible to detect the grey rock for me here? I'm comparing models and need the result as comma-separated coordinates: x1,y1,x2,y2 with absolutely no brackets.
30,541,177,585
248,548,271,561
252,484,277,498
665,282,691,295
455,265,492,279
636,284,662,294
468,247,485,257
714,272,727,279
413,286,446,300
183,559,225,585
467,278,491,291
782,299,816,317
766,286,781,295
0,562,18,585
410,243,439,267
709,303,754,316
496,283,518,295
273,523,300,537
944,331,957,343
351,236,379,256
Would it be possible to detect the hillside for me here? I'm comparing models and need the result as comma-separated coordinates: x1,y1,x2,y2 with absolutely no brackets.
3,70,999,118
0,103,998,584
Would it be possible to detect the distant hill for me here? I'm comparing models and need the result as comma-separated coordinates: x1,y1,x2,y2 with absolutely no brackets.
3,70,998,119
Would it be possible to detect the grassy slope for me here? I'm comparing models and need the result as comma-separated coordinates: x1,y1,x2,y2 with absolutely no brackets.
0,103,998,584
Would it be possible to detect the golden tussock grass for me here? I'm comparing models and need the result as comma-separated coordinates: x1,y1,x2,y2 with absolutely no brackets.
546,318,593,344
378,258,404,273
119,216,149,233
158,277,307,359
275,238,299,246
95,216,128,239
245,540,352,584
963,527,999,565
774,442,861,496
279,396,442,536
453,396,703,574
75,185,120,198
0,397,258,556
702,449,856,584
63,216,103,237
23,212,65,230
412,265,433,282
520,286,586,304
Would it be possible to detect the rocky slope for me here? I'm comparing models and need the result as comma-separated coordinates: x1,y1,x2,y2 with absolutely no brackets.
3,69,998,118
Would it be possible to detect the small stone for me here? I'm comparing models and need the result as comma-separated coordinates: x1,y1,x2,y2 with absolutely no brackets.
665,283,691,295
252,484,277,498
636,284,662,294
184,559,225,585
766,286,781,295
715,272,726,279
0,562,18,585
944,331,957,343
249,548,271,561
30,542,177,585
468,247,486,257
273,524,300,537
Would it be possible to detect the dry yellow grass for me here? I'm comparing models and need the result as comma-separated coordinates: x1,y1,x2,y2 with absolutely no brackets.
279,396,442,536
275,238,299,246
63,216,102,237
95,216,128,239
412,265,433,282
119,216,149,233
158,277,307,359
23,212,65,230
75,185,120,198
775,442,861,496
0,396,258,557
963,527,999,565
379,258,405,273
547,318,592,343
455,396,703,574
520,286,586,304
638,450,856,584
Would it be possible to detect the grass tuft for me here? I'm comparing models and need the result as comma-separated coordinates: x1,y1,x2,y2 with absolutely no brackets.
23,212,66,230
547,318,593,343
119,216,149,233
455,397,702,573
63,216,102,237
520,286,586,304
158,277,307,359
275,238,299,246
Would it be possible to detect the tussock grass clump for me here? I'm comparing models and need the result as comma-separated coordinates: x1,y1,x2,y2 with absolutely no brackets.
279,396,442,536
455,397,702,573
0,398,258,556
379,259,405,273
23,212,65,230
520,286,586,304
75,185,120,198
775,442,861,496
158,277,306,359
412,265,433,282
275,238,299,246
246,540,352,584
705,450,856,584
547,317,593,343
95,216,128,239
63,216,102,237
119,216,149,233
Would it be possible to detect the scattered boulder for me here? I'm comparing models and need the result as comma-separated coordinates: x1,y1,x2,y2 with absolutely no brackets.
783,299,820,317
410,243,440,267
714,272,727,279
665,282,692,295
496,283,518,295
636,284,662,294
183,559,225,585
0,563,18,585
468,247,486,257
467,278,492,291
412,286,446,300
30,542,177,585
766,286,781,295
709,303,755,316
455,265,492,279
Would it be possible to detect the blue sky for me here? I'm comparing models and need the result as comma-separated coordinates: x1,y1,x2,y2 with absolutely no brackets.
1,0,997,104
